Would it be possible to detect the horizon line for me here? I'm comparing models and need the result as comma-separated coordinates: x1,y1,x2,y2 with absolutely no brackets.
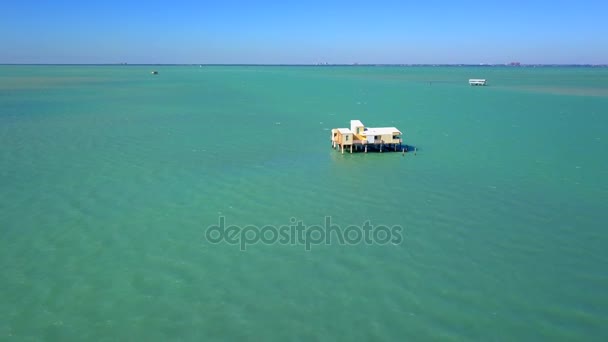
0,62,608,67
1,63,607,67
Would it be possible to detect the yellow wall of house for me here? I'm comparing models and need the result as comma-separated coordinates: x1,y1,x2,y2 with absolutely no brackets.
352,125,364,135
385,134,398,143
339,133,353,145
380,133,402,144
367,133,402,144
332,130,355,145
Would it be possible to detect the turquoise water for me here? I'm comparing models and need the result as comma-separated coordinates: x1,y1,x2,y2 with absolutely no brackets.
1,65,607,340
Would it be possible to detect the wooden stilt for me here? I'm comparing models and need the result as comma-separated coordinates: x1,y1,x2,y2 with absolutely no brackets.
341,144,344,154
364,145,367,153
350,145,353,154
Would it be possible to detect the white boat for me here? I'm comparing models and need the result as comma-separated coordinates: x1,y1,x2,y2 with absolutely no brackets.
469,79,486,86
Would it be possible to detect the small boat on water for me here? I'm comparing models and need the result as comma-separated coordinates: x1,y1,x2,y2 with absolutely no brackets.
469,79,486,86
151,71,159,75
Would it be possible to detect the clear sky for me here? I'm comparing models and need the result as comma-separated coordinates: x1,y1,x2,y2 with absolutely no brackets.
1,0,607,64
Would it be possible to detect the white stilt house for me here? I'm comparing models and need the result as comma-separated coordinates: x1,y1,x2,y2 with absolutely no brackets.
331,120,403,154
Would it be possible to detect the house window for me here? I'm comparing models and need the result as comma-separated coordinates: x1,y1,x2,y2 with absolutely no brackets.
345,135,349,141
374,136,379,140
393,135,401,140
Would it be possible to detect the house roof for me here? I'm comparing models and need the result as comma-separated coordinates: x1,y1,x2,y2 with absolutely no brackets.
361,127,402,136
350,120,364,127
337,128,353,134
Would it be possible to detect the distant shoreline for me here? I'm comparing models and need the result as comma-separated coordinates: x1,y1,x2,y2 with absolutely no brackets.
1,63,606,67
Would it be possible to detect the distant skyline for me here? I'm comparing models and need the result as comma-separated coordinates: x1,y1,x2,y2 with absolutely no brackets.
1,0,607,65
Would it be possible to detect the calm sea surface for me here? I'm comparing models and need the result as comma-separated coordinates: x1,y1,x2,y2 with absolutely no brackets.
1,65,607,340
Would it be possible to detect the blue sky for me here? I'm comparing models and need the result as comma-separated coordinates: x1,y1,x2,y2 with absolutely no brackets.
1,0,607,64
